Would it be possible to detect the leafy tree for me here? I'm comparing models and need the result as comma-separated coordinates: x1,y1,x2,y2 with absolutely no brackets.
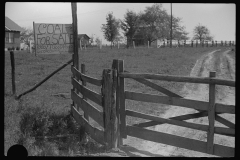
137,3,189,46
121,10,140,48
192,23,214,41
163,15,189,41
101,12,120,49
138,3,169,46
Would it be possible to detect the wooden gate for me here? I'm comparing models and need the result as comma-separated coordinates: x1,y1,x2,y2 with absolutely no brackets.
112,59,235,157
71,63,119,149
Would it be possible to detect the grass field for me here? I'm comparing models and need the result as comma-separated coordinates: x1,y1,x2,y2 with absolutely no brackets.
4,46,231,156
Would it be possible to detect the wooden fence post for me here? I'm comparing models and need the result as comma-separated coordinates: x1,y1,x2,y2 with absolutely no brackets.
10,51,16,96
133,41,135,49
196,40,198,47
102,69,118,150
191,41,193,47
118,60,126,141
71,2,79,112
206,41,208,47
148,41,149,48
112,59,122,146
207,71,216,154
229,41,231,46
221,41,223,46
163,41,165,47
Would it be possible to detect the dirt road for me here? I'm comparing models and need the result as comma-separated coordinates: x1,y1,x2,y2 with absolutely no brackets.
120,49,235,157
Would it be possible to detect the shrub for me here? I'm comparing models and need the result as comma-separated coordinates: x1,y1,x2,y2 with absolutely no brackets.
16,47,20,50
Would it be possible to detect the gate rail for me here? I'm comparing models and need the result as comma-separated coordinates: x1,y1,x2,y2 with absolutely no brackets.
70,59,235,157
113,59,235,157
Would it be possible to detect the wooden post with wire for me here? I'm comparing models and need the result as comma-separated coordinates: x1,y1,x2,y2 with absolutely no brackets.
71,2,79,111
10,50,16,96
33,21,37,56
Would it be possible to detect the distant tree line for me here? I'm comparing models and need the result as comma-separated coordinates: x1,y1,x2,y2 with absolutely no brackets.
101,3,214,48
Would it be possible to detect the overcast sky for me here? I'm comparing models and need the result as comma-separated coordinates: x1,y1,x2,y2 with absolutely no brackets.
5,2,235,44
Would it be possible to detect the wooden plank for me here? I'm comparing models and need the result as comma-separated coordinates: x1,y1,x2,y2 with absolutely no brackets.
71,89,104,127
119,60,127,139
125,91,234,114
127,125,234,157
207,72,216,154
134,78,182,98
71,105,105,146
81,64,89,121
119,73,235,87
215,103,235,114
215,115,235,129
127,109,234,137
133,111,208,128
71,66,102,86
102,69,118,149
112,60,122,146
71,77,102,106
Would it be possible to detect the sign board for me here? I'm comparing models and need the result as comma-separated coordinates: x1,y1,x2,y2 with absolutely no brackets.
34,23,73,54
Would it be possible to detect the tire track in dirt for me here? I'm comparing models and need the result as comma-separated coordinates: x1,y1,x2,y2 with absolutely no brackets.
121,49,235,157
167,49,235,157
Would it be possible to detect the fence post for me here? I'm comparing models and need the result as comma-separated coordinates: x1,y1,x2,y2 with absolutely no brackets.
148,41,149,48
221,41,223,46
207,71,216,154
133,41,135,49
102,69,118,150
225,41,227,46
112,60,123,146
118,60,126,143
215,41,217,47
163,41,165,47
184,40,186,47
229,41,231,46
206,41,208,47
196,40,198,47
10,51,16,96
191,41,193,47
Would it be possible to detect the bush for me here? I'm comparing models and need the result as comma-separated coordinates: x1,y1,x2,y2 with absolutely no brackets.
16,47,20,50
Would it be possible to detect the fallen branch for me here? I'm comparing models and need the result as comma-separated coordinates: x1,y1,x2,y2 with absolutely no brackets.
16,59,73,100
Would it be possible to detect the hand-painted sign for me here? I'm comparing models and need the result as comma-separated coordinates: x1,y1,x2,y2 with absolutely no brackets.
34,23,73,54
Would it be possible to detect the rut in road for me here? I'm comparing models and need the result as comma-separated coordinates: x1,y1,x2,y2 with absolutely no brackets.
122,49,235,157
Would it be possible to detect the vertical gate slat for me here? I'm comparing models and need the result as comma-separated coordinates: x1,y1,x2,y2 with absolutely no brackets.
207,71,216,154
119,60,127,139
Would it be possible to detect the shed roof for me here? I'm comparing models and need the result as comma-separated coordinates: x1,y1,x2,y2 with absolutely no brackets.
78,34,90,39
5,16,24,32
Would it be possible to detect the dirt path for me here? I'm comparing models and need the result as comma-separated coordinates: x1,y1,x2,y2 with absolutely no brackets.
119,49,235,157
